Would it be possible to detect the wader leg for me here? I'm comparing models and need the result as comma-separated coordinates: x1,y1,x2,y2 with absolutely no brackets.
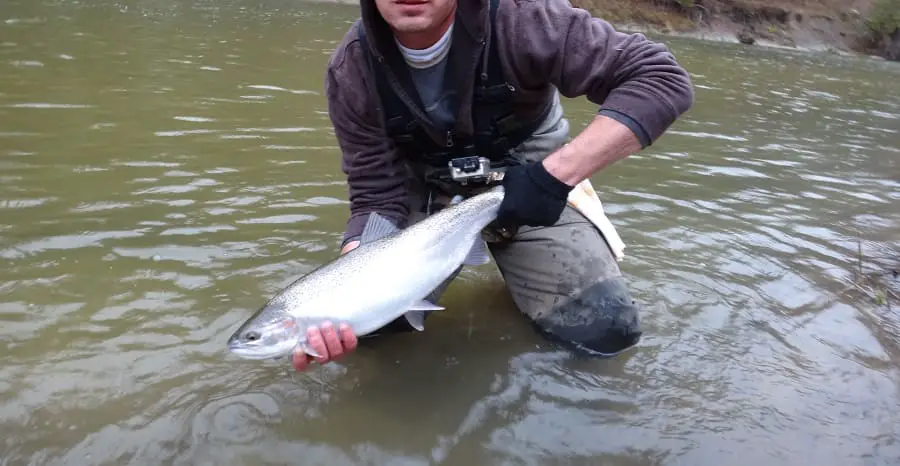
487,205,642,356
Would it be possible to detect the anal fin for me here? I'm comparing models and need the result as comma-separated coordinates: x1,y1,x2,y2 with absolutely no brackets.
360,212,400,244
404,299,446,331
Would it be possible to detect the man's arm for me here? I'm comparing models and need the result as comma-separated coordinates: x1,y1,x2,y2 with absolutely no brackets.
542,114,642,186
325,39,410,252
500,0,695,183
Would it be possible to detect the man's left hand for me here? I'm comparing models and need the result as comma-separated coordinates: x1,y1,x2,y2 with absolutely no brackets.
495,160,574,229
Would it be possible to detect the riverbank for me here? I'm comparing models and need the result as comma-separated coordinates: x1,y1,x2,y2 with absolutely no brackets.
572,0,899,61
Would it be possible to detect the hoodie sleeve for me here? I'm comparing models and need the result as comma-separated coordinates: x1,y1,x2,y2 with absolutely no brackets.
499,0,695,145
325,37,410,247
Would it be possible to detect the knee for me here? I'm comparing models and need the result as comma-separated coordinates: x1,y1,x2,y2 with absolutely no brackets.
534,276,642,356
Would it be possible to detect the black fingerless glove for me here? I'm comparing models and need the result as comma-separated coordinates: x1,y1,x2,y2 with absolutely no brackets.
495,161,574,228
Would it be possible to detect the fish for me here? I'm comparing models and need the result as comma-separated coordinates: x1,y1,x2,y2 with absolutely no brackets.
226,185,505,361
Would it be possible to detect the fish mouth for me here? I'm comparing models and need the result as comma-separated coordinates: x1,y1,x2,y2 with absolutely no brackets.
226,321,302,360
227,338,298,360
227,307,304,361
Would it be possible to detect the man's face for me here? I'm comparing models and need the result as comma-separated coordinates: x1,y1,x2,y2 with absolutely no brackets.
373,0,456,35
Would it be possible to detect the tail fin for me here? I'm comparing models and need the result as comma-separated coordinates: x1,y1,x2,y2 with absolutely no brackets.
566,179,626,261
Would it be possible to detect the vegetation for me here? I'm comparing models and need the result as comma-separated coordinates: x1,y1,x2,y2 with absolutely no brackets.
866,0,900,35
572,0,900,61
846,237,899,307
573,0,698,31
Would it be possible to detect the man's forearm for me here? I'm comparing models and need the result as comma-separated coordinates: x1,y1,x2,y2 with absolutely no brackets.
541,114,643,186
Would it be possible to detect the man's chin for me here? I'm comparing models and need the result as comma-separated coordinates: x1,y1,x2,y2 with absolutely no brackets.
388,19,435,34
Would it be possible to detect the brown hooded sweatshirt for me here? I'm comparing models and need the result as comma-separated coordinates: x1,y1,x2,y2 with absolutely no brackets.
324,0,695,245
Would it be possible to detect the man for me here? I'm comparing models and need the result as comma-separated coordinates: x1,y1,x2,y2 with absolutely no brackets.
291,0,694,371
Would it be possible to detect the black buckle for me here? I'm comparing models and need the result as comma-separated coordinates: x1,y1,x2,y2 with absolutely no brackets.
449,156,482,174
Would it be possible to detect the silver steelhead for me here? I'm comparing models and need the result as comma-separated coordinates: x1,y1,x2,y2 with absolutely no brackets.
226,186,505,360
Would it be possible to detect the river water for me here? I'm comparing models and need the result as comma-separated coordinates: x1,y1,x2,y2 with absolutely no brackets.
2,0,899,465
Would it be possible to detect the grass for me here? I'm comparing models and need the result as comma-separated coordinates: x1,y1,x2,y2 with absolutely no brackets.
575,0,700,31
575,0,874,28
844,231,900,308
866,0,900,35
574,0,898,60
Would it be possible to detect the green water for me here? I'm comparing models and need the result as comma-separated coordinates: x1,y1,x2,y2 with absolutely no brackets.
1,0,899,465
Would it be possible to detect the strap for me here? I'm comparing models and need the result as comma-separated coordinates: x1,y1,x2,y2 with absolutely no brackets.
360,24,443,161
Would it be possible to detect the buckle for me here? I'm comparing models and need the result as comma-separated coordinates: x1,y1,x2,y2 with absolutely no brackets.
447,156,504,186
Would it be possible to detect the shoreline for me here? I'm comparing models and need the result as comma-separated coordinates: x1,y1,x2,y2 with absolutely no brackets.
310,0,899,62
570,0,898,62
612,21,881,59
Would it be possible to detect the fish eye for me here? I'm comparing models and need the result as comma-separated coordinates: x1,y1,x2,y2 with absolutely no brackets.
244,331,261,342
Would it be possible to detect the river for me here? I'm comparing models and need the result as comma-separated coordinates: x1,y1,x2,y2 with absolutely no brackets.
1,0,899,465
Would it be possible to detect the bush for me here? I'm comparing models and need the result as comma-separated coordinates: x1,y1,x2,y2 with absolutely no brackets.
867,0,900,35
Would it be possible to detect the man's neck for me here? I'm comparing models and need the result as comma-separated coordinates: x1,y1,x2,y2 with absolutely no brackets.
395,21,454,69
393,9,456,50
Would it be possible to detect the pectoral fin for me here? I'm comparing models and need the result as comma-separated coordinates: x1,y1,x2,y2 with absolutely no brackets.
360,212,400,244
298,343,322,359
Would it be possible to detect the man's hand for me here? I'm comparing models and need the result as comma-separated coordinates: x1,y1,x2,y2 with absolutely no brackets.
291,321,358,371
290,242,363,372
495,160,574,228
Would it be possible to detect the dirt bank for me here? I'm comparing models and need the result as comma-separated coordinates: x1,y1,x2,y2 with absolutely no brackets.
573,0,900,60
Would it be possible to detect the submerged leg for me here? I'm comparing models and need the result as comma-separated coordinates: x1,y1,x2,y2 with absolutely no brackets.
488,205,642,356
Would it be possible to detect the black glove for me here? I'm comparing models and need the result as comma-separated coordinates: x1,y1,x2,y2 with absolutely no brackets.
495,161,574,229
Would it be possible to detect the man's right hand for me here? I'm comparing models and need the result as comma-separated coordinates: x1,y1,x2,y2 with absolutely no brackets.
292,322,358,371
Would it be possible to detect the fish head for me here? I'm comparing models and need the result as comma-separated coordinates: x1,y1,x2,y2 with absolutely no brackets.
227,302,305,360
